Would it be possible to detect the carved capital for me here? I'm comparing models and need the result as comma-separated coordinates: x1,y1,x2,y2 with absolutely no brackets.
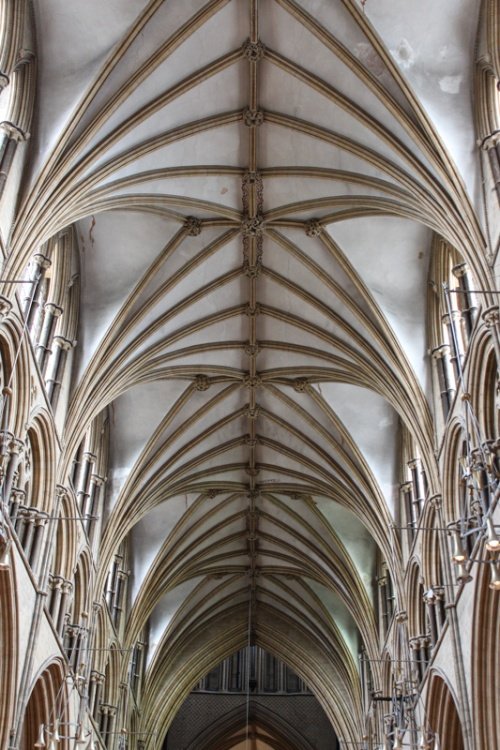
33,252,51,270
242,39,265,62
429,494,442,511
183,216,202,236
14,48,35,69
0,120,28,141
482,305,500,330
480,130,500,150
451,262,468,279
243,108,264,127
0,296,13,321
430,344,449,360
394,609,407,623
53,335,75,352
44,302,63,317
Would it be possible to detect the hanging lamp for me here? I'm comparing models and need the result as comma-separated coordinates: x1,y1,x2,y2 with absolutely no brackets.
489,562,500,590
449,526,467,564
484,517,500,552
34,724,46,748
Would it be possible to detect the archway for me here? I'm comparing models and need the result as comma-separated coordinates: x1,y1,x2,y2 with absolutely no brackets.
19,660,69,750
0,563,17,750
472,559,500,750
163,645,338,750
426,673,465,750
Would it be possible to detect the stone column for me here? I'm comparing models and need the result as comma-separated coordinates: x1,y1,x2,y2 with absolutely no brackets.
481,130,500,204
45,335,73,410
0,120,27,198
36,302,63,375
431,344,455,416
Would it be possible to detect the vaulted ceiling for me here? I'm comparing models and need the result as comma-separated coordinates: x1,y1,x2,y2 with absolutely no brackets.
4,0,488,742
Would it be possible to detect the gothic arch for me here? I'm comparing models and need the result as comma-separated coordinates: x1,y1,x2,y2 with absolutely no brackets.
0,560,18,750
20,659,69,750
186,701,317,750
426,671,465,750
472,556,500,750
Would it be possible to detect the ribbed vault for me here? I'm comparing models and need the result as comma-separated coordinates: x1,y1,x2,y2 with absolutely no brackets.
2,0,489,745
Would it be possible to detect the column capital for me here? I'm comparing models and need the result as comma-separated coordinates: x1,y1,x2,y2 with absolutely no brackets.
52,335,75,351
482,305,500,329
431,344,450,360
0,120,28,141
480,130,500,150
429,494,442,510
0,296,13,320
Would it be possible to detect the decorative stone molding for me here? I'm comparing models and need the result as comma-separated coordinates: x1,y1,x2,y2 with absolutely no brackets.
243,108,264,127
243,261,262,278
482,304,500,329
0,120,29,142
305,219,323,237
480,129,500,150
244,342,261,356
205,488,221,499
451,262,468,279
0,296,13,321
0,73,9,89
394,609,407,623
293,378,308,392
183,216,202,236
243,170,261,186
33,252,52,270
245,435,258,447
245,303,261,317
429,494,442,511
14,48,35,69
430,344,450,360
194,374,210,391
241,215,264,237
243,374,262,389
244,404,261,419
245,465,260,476
52,335,75,352
242,39,266,61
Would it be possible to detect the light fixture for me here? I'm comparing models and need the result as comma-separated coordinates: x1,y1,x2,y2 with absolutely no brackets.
34,724,46,748
52,719,61,743
484,517,500,552
449,526,467,564
74,723,88,746
489,562,500,591
455,563,473,584
0,527,10,568
418,729,432,749
423,587,437,604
